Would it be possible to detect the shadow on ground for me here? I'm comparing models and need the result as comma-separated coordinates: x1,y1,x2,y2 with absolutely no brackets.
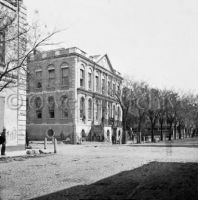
31,162,198,200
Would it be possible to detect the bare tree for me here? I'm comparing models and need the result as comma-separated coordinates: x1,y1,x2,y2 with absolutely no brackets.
0,7,61,92
114,79,132,144
147,88,160,142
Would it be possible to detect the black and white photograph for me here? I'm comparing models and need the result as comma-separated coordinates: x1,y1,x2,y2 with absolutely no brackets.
0,0,198,199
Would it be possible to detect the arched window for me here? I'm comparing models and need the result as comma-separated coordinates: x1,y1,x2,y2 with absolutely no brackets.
35,97,42,119
102,100,106,118
80,65,85,87
96,99,99,120
113,83,116,96
61,63,69,86
88,68,92,90
80,97,85,119
60,95,68,118
113,105,116,118
35,70,42,89
48,65,55,87
118,106,120,121
108,78,111,96
48,96,55,118
95,71,99,92
108,102,112,118
88,98,92,120
102,74,106,94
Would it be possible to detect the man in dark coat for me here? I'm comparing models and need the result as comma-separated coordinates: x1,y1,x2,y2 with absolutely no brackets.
1,128,6,155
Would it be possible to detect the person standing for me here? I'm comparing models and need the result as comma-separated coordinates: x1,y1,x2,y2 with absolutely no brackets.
26,131,29,148
1,128,6,155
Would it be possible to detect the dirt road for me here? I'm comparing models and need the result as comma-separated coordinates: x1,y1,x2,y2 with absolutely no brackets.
0,142,198,200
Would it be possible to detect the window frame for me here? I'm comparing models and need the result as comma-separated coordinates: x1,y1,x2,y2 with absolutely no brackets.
60,95,69,118
80,96,85,119
95,71,99,92
35,70,42,89
80,65,85,88
48,96,55,119
48,66,55,88
88,98,92,120
95,99,100,121
61,66,69,86
88,68,92,90
34,96,42,119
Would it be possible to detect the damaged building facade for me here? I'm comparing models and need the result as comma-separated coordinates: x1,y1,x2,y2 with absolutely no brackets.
0,0,27,146
27,47,123,144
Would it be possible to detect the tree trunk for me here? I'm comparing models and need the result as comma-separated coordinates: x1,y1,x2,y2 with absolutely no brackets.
160,123,163,141
122,116,127,144
178,125,181,139
137,121,142,144
151,124,155,143
168,123,172,141
174,123,177,140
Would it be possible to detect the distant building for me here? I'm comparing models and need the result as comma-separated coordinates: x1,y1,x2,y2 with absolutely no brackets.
27,47,123,143
0,0,27,146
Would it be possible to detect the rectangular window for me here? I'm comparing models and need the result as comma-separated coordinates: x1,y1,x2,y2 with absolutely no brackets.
35,71,42,88
96,101,99,120
80,69,84,87
113,105,116,118
62,67,69,86
117,85,121,96
108,81,111,95
88,73,92,90
49,110,55,118
36,110,42,119
48,97,55,118
102,79,105,94
61,96,69,118
113,84,116,96
48,69,55,87
88,100,92,120
62,109,68,118
108,103,112,118
96,76,99,92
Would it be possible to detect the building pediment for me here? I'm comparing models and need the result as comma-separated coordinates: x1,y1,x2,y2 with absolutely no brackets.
93,54,115,74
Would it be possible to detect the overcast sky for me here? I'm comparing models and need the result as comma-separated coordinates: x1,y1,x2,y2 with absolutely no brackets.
25,0,198,93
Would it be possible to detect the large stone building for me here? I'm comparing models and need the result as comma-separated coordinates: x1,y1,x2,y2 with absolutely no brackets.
0,0,27,146
27,47,123,143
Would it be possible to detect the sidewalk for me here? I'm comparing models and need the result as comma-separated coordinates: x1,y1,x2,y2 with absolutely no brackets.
0,144,51,158
0,145,26,157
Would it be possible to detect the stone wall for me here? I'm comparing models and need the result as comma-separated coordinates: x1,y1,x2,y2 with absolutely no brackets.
27,123,74,141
